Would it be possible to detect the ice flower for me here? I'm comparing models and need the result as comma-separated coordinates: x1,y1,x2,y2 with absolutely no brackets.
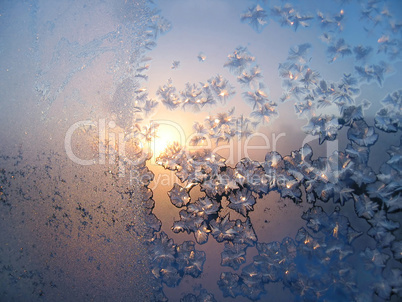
207,74,235,103
302,206,330,233
224,46,255,75
172,210,204,234
295,227,322,255
383,194,402,213
156,142,186,170
366,210,399,247
156,79,181,110
235,157,268,193
341,105,364,125
353,45,373,61
334,73,360,106
149,231,176,267
294,97,314,117
289,12,314,31
197,52,206,62
377,38,402,60
181,82,214,111
194,222,210,245
368,227,396,248
345,142,370,164
271,4,312,31
375,90,402,132
199,150,226,176
391,241,402,261
316,10,345,31
242,83,270,110
240,4,269,33
373,275,393,300
300,68,320,89
232,218,258,246
235,115,255,138
327,38,352,62
263,151,285,190
250,102,279,124
350,164,376,187
355,61,390,87
171,60,180,70
303,115,343,144
278,61,304,82
148,232,180,287
283,144,314,184
386,137,402,173
228,188,256,216
204,108,238,144
237,66,263,90
187,196,220,218
217,272,241,298
201,167,238,197
277,173,302,202
240,263,265,300
360,248,390,271
168,183,190,208
347,120,379,147
181,288,216,302
221,242,248,270
210,214,236,242
253,241,283,282
353,194,379,220
176,241,206,278
368,210,399,232
287,43,312,63
148,15,171,39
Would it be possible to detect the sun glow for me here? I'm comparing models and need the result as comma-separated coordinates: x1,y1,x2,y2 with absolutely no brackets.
151,123,183,161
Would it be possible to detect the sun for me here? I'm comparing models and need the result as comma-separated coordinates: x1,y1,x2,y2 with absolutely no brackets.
150,122,185,161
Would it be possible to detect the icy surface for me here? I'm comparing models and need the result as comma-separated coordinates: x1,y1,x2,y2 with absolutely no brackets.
1,0,402,301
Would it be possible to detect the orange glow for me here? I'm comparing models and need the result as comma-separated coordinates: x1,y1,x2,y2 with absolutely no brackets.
151,125,183,160
333,223,339,238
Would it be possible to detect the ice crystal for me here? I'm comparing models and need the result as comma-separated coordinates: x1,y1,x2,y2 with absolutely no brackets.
224,46,255,75
207,74,236,103
171,60,180,70
270,4,313,31
347,120,379,147
176,241,206,278
237,66,263,90
148,232,206,288
142,3,402,299
221,242,248,270
197,52,206,62
327,38,352,62
168,183,191,208
228,188,256,216
375,90,402,132
353,45,373,61
240,5,269,33
355,61,390,87
157,79,181,110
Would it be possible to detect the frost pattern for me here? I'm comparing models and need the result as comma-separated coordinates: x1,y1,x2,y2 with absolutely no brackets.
26,0,402,300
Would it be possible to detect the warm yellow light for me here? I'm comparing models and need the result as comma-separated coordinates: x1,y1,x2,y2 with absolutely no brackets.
150,124,183,161
333,223,339,238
